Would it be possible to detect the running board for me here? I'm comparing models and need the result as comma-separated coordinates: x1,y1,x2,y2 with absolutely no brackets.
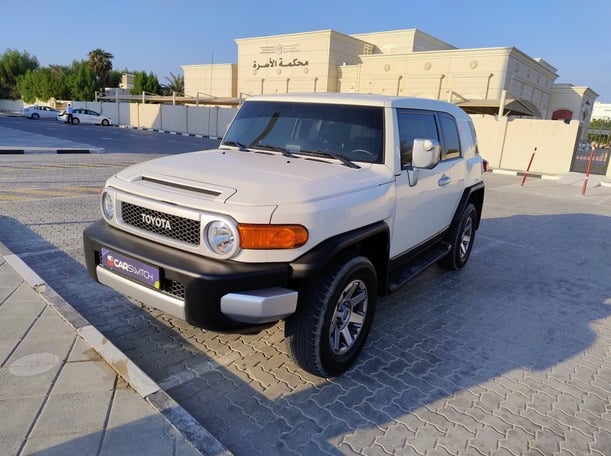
387,242,451,293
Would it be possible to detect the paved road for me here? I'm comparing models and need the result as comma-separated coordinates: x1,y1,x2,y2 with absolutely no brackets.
0,115,220,154
1,151,610,455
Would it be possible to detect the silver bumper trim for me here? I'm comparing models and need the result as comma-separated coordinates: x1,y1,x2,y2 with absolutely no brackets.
221,287,298,324
96,266,186,320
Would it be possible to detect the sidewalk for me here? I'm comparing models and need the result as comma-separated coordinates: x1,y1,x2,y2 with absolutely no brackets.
0,243,231,456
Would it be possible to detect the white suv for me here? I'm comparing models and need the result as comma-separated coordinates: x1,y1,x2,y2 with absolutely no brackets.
84,93,485,377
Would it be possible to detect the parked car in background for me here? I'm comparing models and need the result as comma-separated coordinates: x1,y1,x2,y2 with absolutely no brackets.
20,105,60,120
58,108,112,126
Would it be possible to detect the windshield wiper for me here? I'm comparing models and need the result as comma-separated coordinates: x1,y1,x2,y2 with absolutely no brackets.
298,150,360,169
249,143,295,158
222,140,248,151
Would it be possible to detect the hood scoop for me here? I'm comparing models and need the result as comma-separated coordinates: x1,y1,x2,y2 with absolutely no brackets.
134,172,237,203
141,176,221,197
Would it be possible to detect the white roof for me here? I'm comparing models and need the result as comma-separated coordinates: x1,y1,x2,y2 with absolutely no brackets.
246,92,470,119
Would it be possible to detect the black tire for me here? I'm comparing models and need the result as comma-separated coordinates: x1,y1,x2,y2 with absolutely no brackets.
31,113,40,120
101,119,109,126
439,202,477,270
72,117,80,125
285,253,377,377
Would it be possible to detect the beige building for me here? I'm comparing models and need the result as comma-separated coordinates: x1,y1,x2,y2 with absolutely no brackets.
592,101,611,121
183,28,597,122
181,28,609,178
183,63,237,100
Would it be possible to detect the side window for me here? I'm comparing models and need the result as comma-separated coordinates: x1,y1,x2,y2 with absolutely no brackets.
397,110,439,168
439,113,461,160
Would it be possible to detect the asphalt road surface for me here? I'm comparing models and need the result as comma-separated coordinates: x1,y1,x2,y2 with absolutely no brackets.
0,115,220,154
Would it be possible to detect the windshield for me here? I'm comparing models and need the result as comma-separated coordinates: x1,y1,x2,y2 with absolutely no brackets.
223,101,384,164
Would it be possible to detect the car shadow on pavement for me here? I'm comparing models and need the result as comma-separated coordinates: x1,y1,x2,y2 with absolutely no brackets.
1,213,610,455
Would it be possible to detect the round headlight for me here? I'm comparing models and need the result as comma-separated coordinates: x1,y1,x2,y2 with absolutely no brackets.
101,191,114,220
205,220,237,256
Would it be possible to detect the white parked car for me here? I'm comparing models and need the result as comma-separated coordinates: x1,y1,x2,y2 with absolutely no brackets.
58,108,112,126
20,105,60,120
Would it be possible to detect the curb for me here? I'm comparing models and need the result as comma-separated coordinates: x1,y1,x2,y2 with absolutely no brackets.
0,147,105,154
118,125,221,140
487,168,560,180
2,249,232,456
488,168,611,187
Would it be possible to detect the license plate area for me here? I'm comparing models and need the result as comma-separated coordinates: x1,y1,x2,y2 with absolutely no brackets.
101,248,160,289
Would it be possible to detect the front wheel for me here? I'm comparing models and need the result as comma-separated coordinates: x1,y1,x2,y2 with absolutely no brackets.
31,113,40,120
285,253,377,377
101,119,109,126
72,117,80,125
439,202,477,270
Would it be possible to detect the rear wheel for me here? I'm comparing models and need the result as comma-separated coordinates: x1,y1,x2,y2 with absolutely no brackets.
285,253,377,377
72,117,80,125
439,202,477,270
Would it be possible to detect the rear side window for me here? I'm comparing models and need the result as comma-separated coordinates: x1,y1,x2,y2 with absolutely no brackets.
397,110,439,168
439,113,461,160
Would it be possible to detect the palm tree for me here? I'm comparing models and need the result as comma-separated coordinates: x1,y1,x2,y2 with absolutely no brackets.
162,72,184,95
48,64,66,75
87,49,114,89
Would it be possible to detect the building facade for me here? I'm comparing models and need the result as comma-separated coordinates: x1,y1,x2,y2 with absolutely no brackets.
181,28,609,176
592,101,611,121
182,28,598,125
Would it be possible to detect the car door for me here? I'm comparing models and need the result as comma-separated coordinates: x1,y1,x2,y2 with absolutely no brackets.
79,110,92,124
85,110,99,124
42,107,54,118
391,109,464,258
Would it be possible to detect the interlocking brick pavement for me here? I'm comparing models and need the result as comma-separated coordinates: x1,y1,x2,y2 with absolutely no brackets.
1,152,610,455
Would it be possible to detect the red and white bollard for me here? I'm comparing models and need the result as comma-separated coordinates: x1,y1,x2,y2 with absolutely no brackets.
521,147,537,187
581,146,596,196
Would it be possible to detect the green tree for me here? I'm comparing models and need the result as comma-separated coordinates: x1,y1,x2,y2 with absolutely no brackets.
67,60,97,101
590,119,611,129
106,69,125,88
15,70,36,103
131,71,161,95
0,49,39,99
87,48,114,89
161,72,184,95
17,66,69,103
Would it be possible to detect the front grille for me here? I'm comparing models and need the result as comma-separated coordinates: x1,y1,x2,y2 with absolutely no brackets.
121,202,200,245
160,280,185,299
95,250,185,300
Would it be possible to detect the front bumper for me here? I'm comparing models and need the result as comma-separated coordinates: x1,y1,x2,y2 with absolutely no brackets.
83,220,297,330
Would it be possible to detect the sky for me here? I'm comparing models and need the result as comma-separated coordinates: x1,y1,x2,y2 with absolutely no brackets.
2,0,610,101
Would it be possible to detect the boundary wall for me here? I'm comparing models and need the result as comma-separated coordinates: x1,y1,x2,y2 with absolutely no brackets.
470,116,585,176
2,99,609,178
71,101,237,138
0,99,236,139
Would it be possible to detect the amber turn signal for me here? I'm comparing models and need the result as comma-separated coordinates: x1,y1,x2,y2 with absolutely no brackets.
238,224,308,249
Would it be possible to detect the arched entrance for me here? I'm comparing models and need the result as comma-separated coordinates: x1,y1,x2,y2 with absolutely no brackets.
551,109,573,121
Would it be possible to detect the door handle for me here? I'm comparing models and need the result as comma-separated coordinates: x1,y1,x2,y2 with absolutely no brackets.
438,174,451,186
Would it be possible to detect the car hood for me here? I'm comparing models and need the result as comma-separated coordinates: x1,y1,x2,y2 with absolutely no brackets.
112,148,393,206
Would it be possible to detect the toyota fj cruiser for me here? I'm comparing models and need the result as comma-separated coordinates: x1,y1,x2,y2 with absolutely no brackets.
83,93,485,377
